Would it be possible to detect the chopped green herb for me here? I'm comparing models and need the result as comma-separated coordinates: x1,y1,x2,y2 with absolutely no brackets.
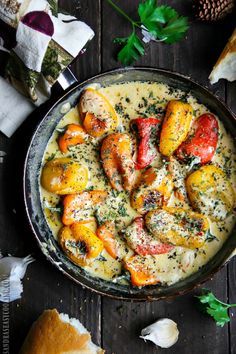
46,153,56,161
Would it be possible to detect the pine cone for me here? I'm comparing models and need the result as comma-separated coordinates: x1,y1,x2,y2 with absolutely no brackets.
194,0,235,21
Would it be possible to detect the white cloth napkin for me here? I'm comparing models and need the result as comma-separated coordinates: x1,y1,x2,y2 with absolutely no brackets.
0,7,94,137
0,77,34,137
52,14,94,58
14,19,53,72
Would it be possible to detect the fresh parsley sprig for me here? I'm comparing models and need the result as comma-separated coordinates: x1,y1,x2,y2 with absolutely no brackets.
196,289,236,327
106,0,189,65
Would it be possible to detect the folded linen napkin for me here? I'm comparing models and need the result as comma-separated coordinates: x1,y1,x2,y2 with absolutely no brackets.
0,76,34,137
0,0,94,137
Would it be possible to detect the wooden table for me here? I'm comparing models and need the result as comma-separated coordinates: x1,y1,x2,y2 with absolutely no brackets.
0,1,236,353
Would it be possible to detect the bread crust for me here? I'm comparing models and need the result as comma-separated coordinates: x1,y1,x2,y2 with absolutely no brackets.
214,28,236,64
19,309,104,354
209,27,236,83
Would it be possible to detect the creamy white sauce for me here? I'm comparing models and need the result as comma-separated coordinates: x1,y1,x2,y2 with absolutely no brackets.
40,82,236,285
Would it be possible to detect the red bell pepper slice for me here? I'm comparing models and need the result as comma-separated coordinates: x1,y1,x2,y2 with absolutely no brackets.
131,117,160,170
128,217,173,256
176,113,219,164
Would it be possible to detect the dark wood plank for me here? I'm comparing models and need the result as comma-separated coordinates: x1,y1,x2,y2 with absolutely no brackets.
0,1,102,352
228,258,236,354
0,1,235,353
65,0,102,81
101,1,233,353
101,271,229,354
227,79,236,354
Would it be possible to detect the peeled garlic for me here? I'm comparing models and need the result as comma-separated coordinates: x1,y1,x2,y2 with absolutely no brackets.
140,318,179,348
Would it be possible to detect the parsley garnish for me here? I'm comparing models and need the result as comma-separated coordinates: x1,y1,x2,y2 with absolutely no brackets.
106,0,189,65
206,230,218,243
196,289,236,327
46,152,56,161
44,201,63,215
114,33,145,66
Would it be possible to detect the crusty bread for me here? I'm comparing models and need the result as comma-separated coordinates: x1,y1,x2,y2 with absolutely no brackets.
209,28,236,84
19,309,104,354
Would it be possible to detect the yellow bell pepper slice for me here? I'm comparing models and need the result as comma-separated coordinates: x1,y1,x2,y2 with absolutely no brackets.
145,207,210,249
186,164,235,221
159,100,193,156
41,158,88,195
59,223,104,266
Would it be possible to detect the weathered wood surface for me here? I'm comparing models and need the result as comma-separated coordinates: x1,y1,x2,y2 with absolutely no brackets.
0,0,235,353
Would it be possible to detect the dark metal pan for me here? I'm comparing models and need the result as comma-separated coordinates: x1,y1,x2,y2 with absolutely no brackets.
23,67,236,301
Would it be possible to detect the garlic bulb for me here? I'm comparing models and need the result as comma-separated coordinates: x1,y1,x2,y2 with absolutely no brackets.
140,318,179,348
0,254,34,302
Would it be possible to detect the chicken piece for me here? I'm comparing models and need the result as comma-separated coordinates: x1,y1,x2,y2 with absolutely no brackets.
101,133,135,192
62,190,108,225
123,217,173,256
131,167,173,214
78,88,118,137
167,156,188,202
145,207,210,249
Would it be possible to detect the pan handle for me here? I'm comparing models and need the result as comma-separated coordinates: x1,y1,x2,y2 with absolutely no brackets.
57,68,78,90
228,249,236,261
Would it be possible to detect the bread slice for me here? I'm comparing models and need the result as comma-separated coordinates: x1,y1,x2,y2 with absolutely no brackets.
19,309,104,354
209,28,236,84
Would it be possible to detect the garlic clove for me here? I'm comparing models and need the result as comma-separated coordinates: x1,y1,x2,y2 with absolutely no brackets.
0,254,34,302
140,318,179,349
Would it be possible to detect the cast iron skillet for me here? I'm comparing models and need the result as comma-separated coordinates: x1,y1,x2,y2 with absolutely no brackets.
24,67,236,301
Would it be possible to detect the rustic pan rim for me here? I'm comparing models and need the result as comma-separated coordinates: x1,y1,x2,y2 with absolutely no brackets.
23,67,236,301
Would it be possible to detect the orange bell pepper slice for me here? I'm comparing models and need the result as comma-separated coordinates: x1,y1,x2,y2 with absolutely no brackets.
124,256,159,287
83,112,107,138
101,133,135,192
62,190,108,225
79,88,118,137
131,167,173,214
96,221,118,259
58,124,87,153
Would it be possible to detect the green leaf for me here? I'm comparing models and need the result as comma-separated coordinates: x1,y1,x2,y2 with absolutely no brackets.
138,2,189,44
139,4,177,25
138,0,157,23
114,32,145,66
157,16,189,44
196,289,236,327
206,306,230,327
